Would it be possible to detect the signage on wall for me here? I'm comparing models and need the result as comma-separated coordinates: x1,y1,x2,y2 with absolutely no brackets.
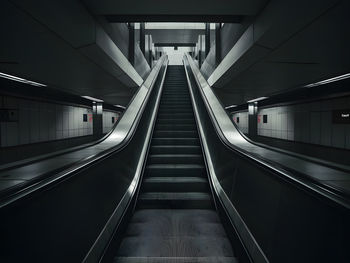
263,115,268,123
332,109,350,124
88,114,93,123
0,109,19,122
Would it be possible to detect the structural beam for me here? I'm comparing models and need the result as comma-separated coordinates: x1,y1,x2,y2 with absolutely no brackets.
106,15,244,23
205,23,210,57
154,43,196,47
128,23,135,65
140,22,145,55
215,23,221,65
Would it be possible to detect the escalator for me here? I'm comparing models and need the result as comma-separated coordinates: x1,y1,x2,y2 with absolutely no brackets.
113,66,238,263
1,58,348,263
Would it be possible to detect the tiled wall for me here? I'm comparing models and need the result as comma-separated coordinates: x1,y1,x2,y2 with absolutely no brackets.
232,111,249,134
232,96,350,150
0,95,93,147
103,110,120,134
0,95,121,148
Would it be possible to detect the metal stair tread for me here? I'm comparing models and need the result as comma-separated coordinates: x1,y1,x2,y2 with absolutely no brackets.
114,257,238,263
139,192,212,200
144,177,207,183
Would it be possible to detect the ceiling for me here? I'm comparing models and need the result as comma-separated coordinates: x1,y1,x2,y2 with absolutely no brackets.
83,0,268,18
0,0,142,107
209,0,350,107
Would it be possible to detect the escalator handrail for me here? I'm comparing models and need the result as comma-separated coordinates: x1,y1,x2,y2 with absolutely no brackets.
0,55,168,208
183,57,269,263
83,58,169,263
183,53,350,209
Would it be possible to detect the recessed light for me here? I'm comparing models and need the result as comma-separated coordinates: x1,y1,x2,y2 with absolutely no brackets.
224,105,237,110
304,73,350,88
247,97,268,103
0,72,46,87
81,96,104,102
114,104,126,109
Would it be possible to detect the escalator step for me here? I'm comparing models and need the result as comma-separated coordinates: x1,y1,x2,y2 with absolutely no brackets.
158,113,193,119
148,154,203,165
143,177,208,192
117,236,232,257
157,119,195,124
155,124,196,131
150,145,201,154
114,257,238,263
153,130,197,138
152,138,199,145
145,164,206,177
138,192,212,209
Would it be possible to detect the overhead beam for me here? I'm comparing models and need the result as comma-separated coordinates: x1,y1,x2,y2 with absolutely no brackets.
154,43,196,47
105,15,244,23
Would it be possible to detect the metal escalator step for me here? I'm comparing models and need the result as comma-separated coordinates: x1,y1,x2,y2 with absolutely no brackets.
145,164,206,177
158,109,193,114
117,236,232,257
158,113,193,119
153,130,197,138
152,137,199,145
143,177,208,192
138,192,212,209
155,124,196,131
150,145,201,154
157,119,195,124
148,154,203,165
114,257,238,263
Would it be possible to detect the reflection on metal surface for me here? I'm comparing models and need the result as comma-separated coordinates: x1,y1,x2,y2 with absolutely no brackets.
0,72,47,87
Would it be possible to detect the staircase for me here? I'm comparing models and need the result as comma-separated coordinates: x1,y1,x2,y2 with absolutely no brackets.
114,65,237,263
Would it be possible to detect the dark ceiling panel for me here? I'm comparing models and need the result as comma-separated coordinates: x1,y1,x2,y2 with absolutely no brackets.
154,43,196,47
105,15,244,23
83,0,268,16
209,0,350,107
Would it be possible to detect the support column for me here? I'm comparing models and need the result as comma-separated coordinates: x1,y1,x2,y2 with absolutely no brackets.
248,102,258,139
93,102,103,138
128,23,135,66
140,22,145,56
215,23,221,65
205,23,210,57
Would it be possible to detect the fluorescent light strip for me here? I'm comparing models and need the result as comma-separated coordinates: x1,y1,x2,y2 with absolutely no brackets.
81,96,104,102
224,105,237,110
247,97,268,103
304,73,350,88
114,104,126,109
0,72,47,87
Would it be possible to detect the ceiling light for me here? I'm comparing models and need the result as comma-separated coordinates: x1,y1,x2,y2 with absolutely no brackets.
114,104,126,109
224,105,237,110
0,72,47,87
247,97,268,103
304,73,350,88
81,96,104,102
